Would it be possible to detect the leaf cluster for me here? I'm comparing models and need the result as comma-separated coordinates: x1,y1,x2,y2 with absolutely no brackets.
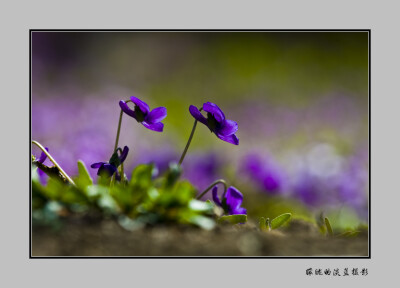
32,161,216,230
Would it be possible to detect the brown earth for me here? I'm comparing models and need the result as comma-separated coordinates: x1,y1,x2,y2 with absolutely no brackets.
32,216,368,257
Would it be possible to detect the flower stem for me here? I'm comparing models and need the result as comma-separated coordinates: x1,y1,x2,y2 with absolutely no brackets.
113,99,131,153
179,107,202,166
196,179,227,200
32,140,75,186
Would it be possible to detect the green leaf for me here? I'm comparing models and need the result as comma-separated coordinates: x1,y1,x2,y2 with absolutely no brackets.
97,193,119,214
86,185,105,198
130,164,154,188
75,160,93,189
172,181,197,202
164,162,182,187
217,214,247,225
189,215,215,230
97,173,111,186
60,187,88,205
317,212,326,234
271,213,292,229
188,199,214,213
259,217,267,231
43,178,65,200
325,217,333,236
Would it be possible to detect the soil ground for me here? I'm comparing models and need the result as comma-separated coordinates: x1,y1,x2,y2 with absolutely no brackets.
32,215,368,257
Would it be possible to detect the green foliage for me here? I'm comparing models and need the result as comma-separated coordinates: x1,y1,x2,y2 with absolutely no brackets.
259,213,292,231
317,214,363,237
130,164,154,188
32,161,219,230
75,160,93,189
271,213,292,229
259,216,268,231
218,214,247,225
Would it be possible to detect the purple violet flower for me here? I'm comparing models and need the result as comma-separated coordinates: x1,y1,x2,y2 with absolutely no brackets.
38,147,48,164
119,96,167,132
37,147,49,184
189,102,239,145
212,186,247,215
91,146,129,179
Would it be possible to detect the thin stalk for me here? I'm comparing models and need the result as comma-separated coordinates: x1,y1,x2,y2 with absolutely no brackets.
113,110,124,152
179,107,203,166
196,179,227,200
113,99,131,152
32,140,75,186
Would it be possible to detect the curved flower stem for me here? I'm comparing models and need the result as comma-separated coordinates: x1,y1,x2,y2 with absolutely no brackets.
113,110,124,152
32,140,75,186
179,107,203,166
196,179,227,200
113,99,132,153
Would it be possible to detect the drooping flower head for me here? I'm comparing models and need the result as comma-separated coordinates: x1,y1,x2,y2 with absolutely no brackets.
91,146,129,180
119,96,167,132
189,102,239,145
212,186,247,215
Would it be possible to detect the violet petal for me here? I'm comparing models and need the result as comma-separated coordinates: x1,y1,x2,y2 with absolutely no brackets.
232,207,247,215
217,119,238,136
145,107,167,124
225,186,244,214
142,121,164,132
189,105,208,126
98,163,117,177
38,147,49,163
119,100,136,119
38,168,48,185
130,96,150,114
203,102,225,122
216,133,239,145
119,146,129,163
91,162,105,169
